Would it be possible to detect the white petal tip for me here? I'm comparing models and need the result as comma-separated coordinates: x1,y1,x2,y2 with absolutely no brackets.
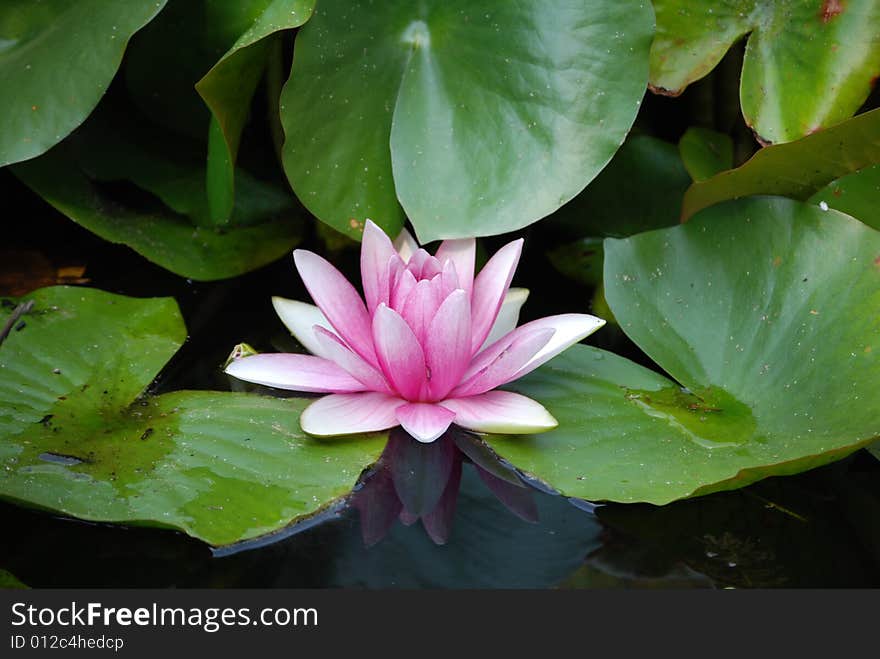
406,430,444,443
485,413,558,435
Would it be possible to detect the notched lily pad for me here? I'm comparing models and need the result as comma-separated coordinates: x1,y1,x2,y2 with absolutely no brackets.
0,286,386,546
281,0,654,242
486,197,880,504
650,0,880,143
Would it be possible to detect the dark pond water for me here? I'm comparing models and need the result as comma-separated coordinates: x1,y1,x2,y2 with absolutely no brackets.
3,170,880,589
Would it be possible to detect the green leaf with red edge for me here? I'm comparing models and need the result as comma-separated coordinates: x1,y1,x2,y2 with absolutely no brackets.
808,163,880,230
682,108,880,220
650,0,880,144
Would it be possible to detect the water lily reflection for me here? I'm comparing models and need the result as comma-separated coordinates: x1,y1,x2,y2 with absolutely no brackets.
352,427,539,546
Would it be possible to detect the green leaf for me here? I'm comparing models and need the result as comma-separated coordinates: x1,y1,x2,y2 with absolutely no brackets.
807,164,880,230
281,0,654,242
547,239,605,288
196,0,316,224
0,0,168,166
0,286,386,547
682,108,880,220
0,569,27,589
486,197,880,505
650,0,880,144
69,105,296,230
678,126,734,181
548,134,691,240
12,143,302,281
124,0,253,140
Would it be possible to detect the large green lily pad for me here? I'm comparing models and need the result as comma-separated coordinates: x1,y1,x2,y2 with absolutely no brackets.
0,287,386,546
0,0,167,166
486,197,880,504
281,0,654,242
682,108,880,220
650,0,880,144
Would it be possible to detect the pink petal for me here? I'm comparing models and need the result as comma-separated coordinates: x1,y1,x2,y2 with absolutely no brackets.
361,220,401,314
508,314,606,380
469,238,524,353
435,238,475,299
465,314,605,388
395,402,456,443
389,268,417,312
406,248,432,277
313,326,393,393
400,276,444,345
424,289,472,400
439,259,461,298
225,354,367,393
294,250,377,364
271,297,336,359
452,326,555,397
393,227,418,263
372,304,427,400
408,252,442,280
420,256,442,280
481,287,529,350
440,391,557,434
300,392,404,436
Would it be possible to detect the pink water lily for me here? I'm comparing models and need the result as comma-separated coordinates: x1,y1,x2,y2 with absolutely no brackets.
226,221,605,443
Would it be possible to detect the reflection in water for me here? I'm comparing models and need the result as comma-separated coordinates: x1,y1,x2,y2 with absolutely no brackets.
352,428,541,547
1,450,879,587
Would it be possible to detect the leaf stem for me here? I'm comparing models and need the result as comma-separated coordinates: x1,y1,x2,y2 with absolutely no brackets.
0,300,35,348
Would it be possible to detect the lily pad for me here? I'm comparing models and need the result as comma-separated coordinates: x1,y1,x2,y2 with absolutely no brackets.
808,164,880,230
650,0,880,144
682,108,880,220
0,286,386,546
0,0,167,166
196,0,316,224
12,143,303,281
486,197,880,504
281,0,654,242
